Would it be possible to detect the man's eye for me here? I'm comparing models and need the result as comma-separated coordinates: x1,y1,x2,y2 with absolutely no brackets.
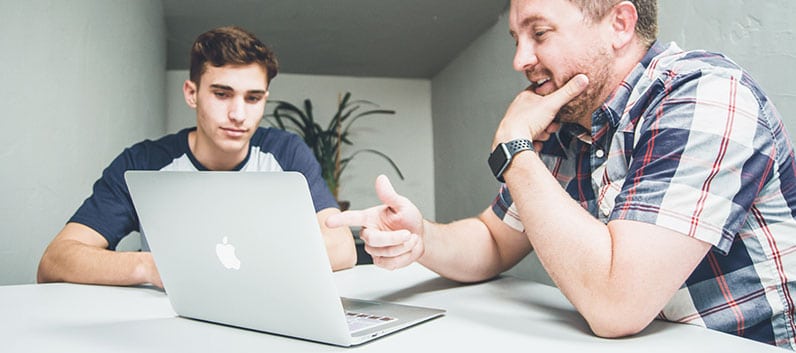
214,91,230,98
246,96,263,103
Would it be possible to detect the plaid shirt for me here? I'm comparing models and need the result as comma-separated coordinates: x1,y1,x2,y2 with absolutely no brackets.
492,41,796,349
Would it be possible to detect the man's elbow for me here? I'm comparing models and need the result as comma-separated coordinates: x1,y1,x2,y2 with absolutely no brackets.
36,250,57,283
331,248,357,271
36,266,47,284
36,239,75,284
585,311,652,338
341,250,357,270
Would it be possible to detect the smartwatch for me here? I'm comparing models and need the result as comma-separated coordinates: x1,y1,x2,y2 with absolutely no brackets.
488,138,533,182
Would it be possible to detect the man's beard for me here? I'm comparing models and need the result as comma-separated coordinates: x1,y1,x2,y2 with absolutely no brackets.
556,94,592,123
555,49,614,124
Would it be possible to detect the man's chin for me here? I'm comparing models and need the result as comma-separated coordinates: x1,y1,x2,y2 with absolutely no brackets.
557,95,596,124
215,138,250,153
555,107,582,124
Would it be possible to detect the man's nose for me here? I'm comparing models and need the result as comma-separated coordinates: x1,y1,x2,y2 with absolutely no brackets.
513,40,538,72
228,98,245,122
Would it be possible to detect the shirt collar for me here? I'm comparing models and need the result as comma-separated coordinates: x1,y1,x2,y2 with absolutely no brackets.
543,41,674,157
592,40,671,131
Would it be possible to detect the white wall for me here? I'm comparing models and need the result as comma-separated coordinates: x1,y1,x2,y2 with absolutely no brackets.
431,1,796,283
166,71,436,219
0,0,166,285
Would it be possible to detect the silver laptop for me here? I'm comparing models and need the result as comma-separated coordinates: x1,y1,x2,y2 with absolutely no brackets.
124,171,444,346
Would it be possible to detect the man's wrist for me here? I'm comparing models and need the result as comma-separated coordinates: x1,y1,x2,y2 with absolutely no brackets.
500,147,535,182
488,138,534,182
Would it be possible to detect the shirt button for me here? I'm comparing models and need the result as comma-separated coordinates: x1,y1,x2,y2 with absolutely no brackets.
595,149,605,158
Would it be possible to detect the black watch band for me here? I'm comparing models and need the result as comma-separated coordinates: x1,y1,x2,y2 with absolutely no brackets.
488,138,534,183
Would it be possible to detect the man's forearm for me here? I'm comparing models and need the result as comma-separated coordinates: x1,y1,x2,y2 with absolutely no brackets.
504,151,622,296
503,151,710,337
418,217,511,283
323,227,357,271
317,208,357,271
38,239,159,287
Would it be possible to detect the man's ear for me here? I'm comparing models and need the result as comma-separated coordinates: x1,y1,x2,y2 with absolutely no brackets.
609,1,638,49
183,80,198,108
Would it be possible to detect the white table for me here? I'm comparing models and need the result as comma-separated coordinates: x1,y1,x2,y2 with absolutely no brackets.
1,264,783,352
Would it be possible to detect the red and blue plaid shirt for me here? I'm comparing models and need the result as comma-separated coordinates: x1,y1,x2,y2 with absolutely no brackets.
492,41,796,349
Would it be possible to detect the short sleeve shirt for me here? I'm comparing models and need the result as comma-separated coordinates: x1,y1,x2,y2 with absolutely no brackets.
492,42,796,349
69,127,338,250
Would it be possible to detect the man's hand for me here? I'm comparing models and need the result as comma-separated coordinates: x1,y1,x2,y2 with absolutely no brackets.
325,175,424,270
493,74,589,150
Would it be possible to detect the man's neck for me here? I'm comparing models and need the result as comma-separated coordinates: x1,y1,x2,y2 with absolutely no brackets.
188,130,248,171
578,41,649,134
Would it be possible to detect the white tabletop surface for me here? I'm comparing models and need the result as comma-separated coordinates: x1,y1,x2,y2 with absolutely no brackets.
1,264,785,352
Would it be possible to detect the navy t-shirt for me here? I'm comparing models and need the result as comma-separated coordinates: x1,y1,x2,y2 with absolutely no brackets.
69,127,338,249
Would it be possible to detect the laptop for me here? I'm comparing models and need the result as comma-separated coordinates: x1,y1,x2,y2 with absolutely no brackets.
124,170,445,346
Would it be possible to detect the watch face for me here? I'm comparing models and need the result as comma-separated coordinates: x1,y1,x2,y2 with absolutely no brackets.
488,144,510,180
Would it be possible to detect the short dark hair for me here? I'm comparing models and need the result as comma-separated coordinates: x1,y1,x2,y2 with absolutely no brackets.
569,0,658,47
188,26,279,87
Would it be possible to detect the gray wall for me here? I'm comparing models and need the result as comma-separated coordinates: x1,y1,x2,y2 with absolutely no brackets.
0,0,166,285
431,0,796,223
431,14,522,223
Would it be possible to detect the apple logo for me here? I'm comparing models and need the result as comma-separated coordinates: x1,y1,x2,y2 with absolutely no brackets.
215,236,241,270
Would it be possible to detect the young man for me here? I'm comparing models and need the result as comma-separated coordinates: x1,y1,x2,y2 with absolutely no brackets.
327,0,796,349
38,26,356,288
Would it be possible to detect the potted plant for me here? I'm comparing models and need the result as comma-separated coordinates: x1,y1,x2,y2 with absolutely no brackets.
265,92,404,209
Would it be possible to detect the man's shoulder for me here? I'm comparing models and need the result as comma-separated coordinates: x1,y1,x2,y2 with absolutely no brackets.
620,42,759,114
120,128,192,169
250,126,305,149
647,42,744,81
137,128,190,146
246,127,318,171
251,126,300,141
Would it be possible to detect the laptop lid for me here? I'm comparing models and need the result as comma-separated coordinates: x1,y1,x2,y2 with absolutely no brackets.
124,171,444,346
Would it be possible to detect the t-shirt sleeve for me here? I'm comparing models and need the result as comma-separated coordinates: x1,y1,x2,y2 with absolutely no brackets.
68,148,140,250
278,133,339,212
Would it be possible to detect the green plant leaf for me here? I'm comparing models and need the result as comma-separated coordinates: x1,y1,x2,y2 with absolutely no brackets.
338,149,404,180
264,92,403,197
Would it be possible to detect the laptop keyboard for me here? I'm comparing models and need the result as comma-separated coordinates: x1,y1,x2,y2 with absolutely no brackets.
345,311,397,333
